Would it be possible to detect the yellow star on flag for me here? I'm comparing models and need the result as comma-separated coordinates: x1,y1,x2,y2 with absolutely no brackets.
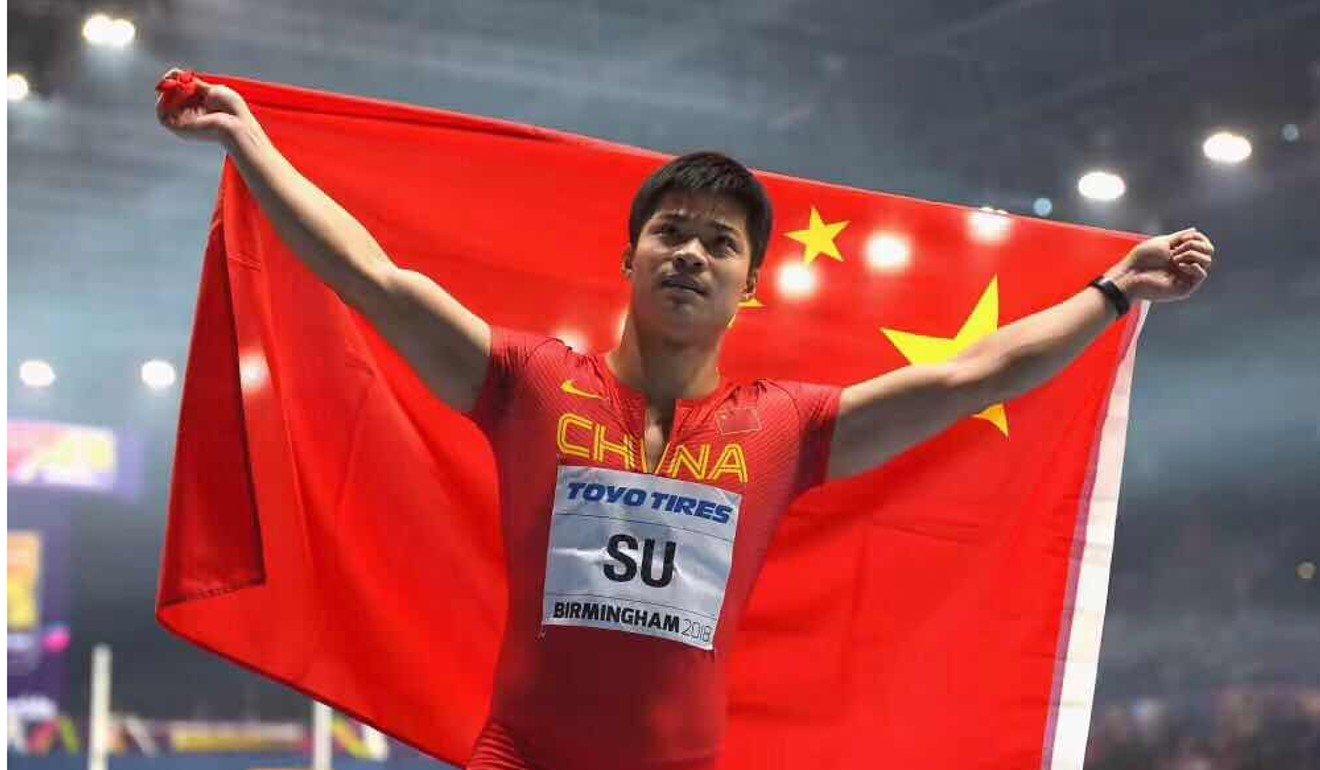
727,296,765,328
880,276,1010,436
785,207,848,265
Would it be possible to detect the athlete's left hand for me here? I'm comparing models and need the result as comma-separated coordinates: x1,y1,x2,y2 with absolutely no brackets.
1105,228,1215,303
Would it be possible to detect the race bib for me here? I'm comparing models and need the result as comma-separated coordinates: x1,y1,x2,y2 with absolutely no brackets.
542,465,742,650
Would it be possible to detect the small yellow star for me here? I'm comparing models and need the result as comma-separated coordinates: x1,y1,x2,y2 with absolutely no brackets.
785,207,849,265
727,296,765,328
880,276,1010,436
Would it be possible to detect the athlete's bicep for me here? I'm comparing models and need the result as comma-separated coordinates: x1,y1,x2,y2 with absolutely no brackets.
828,359,995,482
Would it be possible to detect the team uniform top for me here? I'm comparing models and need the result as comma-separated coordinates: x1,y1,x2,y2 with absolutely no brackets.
462,325,841,770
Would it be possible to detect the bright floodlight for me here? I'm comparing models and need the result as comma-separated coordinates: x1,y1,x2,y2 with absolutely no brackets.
19,360,56,389
83,14,135,47
108,18,136,46
1202,131,1252,164
141,359,177,390
968,207,1011,244
8,73,30,101
1078,170,1126,202
1033,197,1053,217
864,233,910,271
776,262,818,300
82,13,113,43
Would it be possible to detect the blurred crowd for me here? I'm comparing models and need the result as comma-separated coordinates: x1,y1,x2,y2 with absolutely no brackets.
1086,686,1320,769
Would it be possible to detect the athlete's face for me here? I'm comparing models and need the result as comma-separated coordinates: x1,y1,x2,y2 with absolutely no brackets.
624,192,759,339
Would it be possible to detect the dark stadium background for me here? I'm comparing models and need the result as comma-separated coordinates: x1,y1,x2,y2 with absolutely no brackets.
8,0,1319,767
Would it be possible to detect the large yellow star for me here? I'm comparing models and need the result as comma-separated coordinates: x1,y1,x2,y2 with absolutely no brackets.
785,207,848,265
880,276,1010,436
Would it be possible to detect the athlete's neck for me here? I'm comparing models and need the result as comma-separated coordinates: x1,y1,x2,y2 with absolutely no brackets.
604,311,723,407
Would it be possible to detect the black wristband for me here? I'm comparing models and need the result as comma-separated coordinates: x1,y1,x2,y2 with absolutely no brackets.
1089,276,1131,318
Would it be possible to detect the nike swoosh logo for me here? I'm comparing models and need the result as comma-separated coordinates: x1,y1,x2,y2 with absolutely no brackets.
561,379,603,400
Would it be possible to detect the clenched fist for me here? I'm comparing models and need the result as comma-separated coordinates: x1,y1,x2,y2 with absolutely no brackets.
155,69,252,144
1107,228,1216,303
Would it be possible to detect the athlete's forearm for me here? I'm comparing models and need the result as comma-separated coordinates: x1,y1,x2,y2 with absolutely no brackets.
958,267,1137,404
221,117,394,310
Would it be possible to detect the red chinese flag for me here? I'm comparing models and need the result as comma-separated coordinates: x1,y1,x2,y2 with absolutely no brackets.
158,75,1147,769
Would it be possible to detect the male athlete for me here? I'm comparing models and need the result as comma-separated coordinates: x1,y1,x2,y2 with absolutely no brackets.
157,70,1215,769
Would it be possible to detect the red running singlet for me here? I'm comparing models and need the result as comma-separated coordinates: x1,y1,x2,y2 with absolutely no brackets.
462,326,841,770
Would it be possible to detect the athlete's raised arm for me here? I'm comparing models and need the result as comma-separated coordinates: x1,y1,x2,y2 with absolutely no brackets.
155,69,491,413
827,230,1214,482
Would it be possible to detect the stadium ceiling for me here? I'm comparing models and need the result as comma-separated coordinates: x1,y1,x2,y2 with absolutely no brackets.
8,0,1319,380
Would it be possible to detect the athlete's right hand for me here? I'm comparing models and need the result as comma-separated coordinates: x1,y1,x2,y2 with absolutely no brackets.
155,68,251,144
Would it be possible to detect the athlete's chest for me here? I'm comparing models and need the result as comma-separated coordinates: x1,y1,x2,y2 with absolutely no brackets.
550,398,757,489
505,358,800,652
641,407,675,476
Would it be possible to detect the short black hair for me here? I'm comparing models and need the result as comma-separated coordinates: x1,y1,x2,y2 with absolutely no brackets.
628,151,773,271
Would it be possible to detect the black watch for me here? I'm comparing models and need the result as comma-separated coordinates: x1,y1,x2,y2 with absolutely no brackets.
1089,276,1131,319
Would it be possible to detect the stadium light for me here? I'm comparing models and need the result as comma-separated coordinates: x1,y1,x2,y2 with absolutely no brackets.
83,14,136,48
1281,123,1300,142
1202,131,1252,164
141,359,177,390
83,14,112,43
1033,197,1053,217
108,18,136,46
864,233,911,271
8,73,30,101
1078,170,1125,202
19,360,56,389
776,262,818,300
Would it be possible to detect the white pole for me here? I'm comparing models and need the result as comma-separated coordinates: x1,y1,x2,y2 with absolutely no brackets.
8,709,27,754
88,644,111,770
311,701,333,770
